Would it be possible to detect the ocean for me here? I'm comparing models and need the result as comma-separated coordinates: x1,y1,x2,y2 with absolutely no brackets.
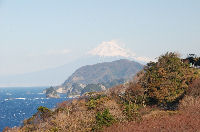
0,87,69,131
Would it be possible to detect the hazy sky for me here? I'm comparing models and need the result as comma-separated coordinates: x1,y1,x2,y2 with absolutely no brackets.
0,0,200,76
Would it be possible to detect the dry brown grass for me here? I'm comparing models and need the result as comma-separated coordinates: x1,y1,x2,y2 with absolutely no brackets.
187,78,200,97
104,111,200,132
6,92,128,132
104,96,200,132
179,96,200,110
6,95,200,132
6,79,200,132
97,99,126,122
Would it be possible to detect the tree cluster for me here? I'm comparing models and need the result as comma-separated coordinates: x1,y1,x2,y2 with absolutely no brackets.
138,52,199,107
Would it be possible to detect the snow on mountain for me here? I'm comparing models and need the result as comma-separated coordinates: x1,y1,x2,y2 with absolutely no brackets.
88,40,153,63
88,40,135,58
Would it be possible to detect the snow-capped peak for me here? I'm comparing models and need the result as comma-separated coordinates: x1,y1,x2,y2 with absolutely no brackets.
88,40,135,58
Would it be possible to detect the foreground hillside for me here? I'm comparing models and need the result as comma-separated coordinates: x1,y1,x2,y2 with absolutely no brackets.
5,52,200,132
46,59,143,98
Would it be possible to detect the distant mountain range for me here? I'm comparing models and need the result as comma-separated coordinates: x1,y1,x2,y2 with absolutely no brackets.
0,41,149,87
45,59,143,98
0,56,139,87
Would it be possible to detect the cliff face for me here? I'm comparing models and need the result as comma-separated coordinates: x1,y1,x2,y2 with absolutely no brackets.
46,59,143,97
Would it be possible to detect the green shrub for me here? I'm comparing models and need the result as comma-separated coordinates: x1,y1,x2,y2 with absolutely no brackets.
37,106,53,121
86,93,107,110
93,109,115,130
124,83,145,105
86,98,98,110
139,52,195,106
121,83,144,120
23,106,53,126
49,127,60,132
123,102,141,121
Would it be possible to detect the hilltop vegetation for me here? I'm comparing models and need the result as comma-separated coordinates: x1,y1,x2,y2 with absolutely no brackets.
64,59,143,85
46,59,143,97
63,59,143,97
140,52,198,107
5,52,200,132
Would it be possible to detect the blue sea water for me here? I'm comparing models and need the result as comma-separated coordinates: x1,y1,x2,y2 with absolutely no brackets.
0,87,69,131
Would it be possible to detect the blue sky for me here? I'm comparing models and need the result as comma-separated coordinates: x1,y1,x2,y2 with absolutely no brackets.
0,0,200,76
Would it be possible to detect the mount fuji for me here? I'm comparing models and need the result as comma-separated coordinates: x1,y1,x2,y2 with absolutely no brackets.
87,40,152,63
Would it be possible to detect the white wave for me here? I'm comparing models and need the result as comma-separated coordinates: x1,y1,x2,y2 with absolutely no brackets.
37,93,44,95
15,98,26,100
6,93,12,95
1,116,5,118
